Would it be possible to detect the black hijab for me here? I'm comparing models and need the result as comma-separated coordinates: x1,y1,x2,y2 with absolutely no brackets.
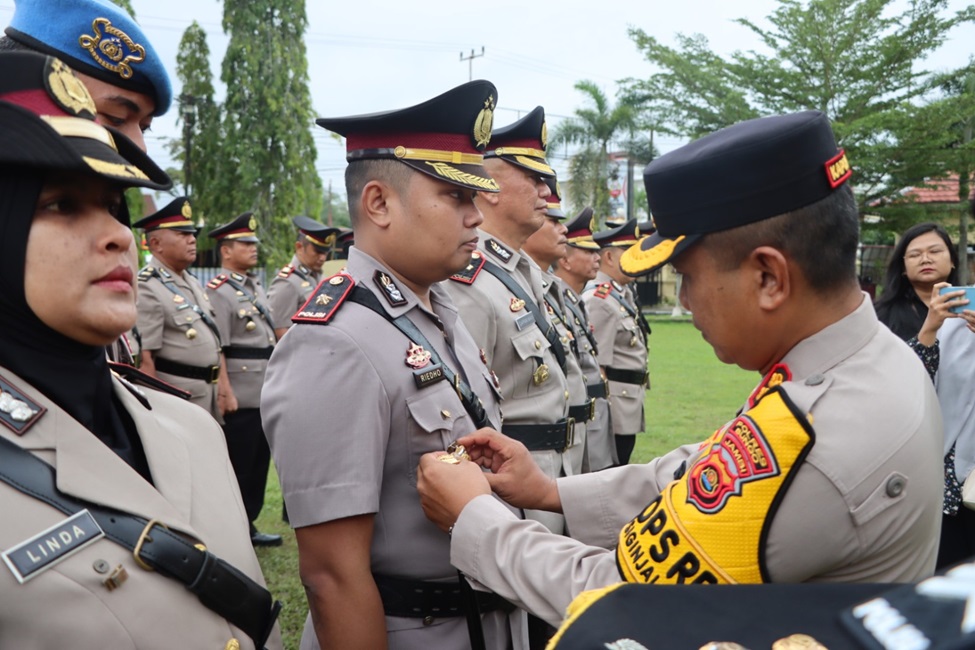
0,171,150,481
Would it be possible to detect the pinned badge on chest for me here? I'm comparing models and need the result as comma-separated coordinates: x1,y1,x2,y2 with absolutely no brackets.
630,335,639,347
509,298,525,312
172,295,184,304
245,320,257,331
405,342,432,369
533,363,550,386
186,328,198,340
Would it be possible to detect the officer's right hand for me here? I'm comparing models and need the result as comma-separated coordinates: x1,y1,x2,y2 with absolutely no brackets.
456,429,563,513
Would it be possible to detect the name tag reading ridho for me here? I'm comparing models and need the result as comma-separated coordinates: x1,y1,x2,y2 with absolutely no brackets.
2,510,105,583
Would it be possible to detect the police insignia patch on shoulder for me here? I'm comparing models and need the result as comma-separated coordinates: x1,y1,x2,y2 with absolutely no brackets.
484,238,513,263
449,251,486,284
292,273,354,325
137,266,156,283
277,265,295,279
0,375,45,435
594,283,612,299
374,271,407,307
748,363,792,408
207,274,229,290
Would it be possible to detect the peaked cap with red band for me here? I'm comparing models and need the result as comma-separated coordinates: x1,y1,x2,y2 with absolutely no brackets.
133,197,197,233
593,218,640,249
564,206,599,250
209,212,259,243
292,215,338,252
316,80,499,193
621,110,852,277
544,176,566,220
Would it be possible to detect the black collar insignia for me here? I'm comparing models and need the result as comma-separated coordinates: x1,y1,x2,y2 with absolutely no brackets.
485,238,513,263
374,271,408,307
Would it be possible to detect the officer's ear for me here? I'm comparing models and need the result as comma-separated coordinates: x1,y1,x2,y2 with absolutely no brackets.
749,245,790,312
358,179,396,229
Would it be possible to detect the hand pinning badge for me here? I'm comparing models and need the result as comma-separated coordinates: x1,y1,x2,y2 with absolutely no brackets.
436,442,471,464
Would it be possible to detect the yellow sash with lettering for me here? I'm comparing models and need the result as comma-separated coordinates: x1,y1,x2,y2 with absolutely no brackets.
616,386,813,584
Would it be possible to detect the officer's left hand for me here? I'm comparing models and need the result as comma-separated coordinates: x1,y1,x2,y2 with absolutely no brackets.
218,390,238,416
417,453,491,533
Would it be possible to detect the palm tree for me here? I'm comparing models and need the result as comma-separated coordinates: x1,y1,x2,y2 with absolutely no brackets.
552,81,650,226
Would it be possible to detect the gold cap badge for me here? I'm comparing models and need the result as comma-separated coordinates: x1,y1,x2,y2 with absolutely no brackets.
47,58,96,117
473,95,495,149
77,18,146,80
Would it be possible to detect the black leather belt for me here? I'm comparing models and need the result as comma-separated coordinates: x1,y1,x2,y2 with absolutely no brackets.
224,346,274,360
568,399,596,422
154,357,220,383
586,380,608,399
503,419,573,452
374,574,515,619
605,367,648,387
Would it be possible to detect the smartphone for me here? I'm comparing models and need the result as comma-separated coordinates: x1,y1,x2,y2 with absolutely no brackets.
938,286,975,314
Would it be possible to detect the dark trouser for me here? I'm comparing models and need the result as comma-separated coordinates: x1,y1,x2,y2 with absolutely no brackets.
528,614,556,650
615,434,636,466
937,507,975,570
222,408,271,524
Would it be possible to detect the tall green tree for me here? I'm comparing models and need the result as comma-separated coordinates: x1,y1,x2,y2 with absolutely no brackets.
108,0,136,18
552,81,651,226
624,0,975,210
165,21,222,228
218,0,323,269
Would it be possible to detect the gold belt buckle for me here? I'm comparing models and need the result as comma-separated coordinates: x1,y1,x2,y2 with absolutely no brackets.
208,365,220,384
133,518,169,571
564,418,575,451
587,398,596,421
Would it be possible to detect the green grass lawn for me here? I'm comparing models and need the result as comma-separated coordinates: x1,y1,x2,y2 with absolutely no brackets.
254,315,760,649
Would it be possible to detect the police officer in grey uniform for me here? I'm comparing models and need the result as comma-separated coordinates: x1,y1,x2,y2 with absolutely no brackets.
134,198,225,422
522,179,591,477
0,51,281,650
444,106,570,536
206,213,282,547
555,207,614,471
261,81,527,650
584,219,647,465
267,216,339,339
416,110,943,629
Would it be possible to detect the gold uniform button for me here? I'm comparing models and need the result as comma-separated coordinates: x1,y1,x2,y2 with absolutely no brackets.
241,366,248,371
225,640,240,650
422,616,434,626
440,410,451,419
534,340,542,350
564,390,569,400
622,390,628,396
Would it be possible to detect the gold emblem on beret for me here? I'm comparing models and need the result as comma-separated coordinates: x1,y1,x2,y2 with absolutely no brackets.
473,95,495,149
78,18,146,80
540,121,548,151
46,58,96,117
248,216,258,232
181,201,192,219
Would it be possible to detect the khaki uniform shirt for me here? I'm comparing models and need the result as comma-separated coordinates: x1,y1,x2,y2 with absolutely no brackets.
0,367,282,650
443,232,570,533
206,269,276,409
136,261,222,420
448,297,943,625
583,272,647,435
561,281,615,471
262,249,526,650
542,272,587,477
266,255,321,330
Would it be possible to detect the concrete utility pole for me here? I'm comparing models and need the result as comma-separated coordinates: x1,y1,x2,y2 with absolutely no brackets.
459,47,485,81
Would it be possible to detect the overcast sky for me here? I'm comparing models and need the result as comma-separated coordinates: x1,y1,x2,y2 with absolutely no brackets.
1,0,972,207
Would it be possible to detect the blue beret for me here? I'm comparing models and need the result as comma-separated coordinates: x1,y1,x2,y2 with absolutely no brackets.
5,0,172,116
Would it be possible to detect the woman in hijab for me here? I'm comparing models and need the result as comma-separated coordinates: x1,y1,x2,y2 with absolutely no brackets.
0,52,281,649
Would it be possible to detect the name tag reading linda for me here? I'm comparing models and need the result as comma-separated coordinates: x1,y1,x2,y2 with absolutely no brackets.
413,364,446,389
2,509,105,584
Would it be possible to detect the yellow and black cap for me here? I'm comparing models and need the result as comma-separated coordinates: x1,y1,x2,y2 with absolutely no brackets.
593,218,640,249
544,177,566,220
620,110,852,277
484,106,555,178
565,206,600,250
133,197,197,233
293,215,338,253
316,80,499,193
0,52,171,195
208,212,259,243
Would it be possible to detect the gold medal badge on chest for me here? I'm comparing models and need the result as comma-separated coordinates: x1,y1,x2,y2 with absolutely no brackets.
533,363,550,386
405,342,432,369
437,442,472,464
510,297,525,312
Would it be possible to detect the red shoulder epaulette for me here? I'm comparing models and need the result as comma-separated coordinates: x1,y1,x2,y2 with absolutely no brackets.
207,273,229,290
594,283,612,299
448,252,486,285
109,362,193,403
292,273,355,325
277,265,295,279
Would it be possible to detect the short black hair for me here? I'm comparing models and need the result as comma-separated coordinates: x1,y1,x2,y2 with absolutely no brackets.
700,184,860,294
344,159,412,226
0,36,34,52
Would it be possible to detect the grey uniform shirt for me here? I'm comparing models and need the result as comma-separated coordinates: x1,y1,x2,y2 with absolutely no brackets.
136,261,222,419
261,248,525,650
448,296,943,625
561,281,615,471
266,255,320,330
0,367,281,650
443,232,569,532
206,270,276,408
583,271,647,435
